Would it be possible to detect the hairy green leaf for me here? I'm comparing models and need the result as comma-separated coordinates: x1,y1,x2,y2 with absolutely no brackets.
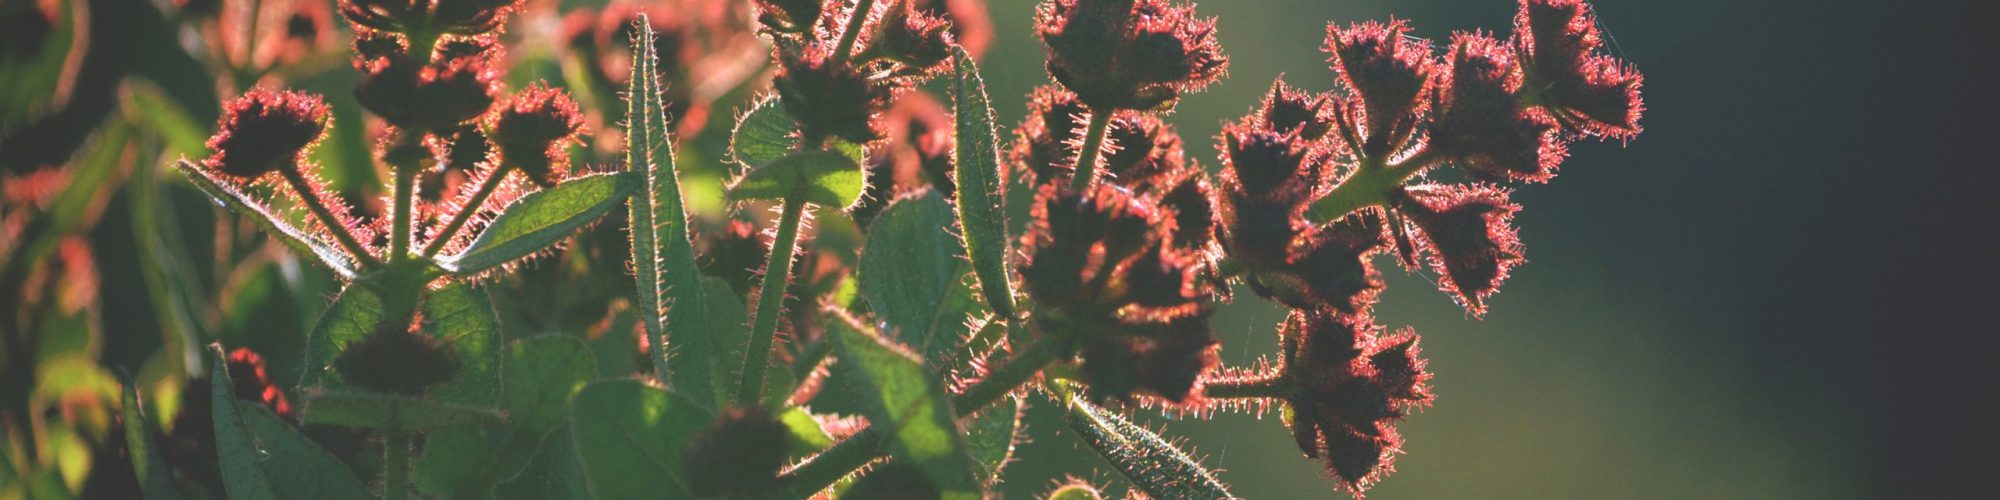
422,283,504,407
701,276,751,408
443,172,637,274
858,190,983,363
965,395,1021,486
624,16,715,402
174,160,358,278
730,96,868,170
1062,394,1234,499
300,285,384,389
568,380,712,499
502,335,595,430
778,407,836,460
210,346,372,500
299,391,506,431
122,382,184,500
493,424,590,500
729,149,866,208
948,45,1017,319
828,314,981,498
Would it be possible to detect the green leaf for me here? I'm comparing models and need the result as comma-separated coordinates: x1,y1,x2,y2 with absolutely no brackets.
300,285,384,389
964,396,1020,486
700,276,751,408
443,172,637,274
728,149,866,209
624,16,715,403
777,407,836,460
299,391,507,431
122,83,208,158
413,334,594,497
493,425,591,500
175,159,358,279
422,283,504,407
1061,394,1234,499
827,314,981,498
948,45,1017,319
858,191,984,363
729,96,868,171
121,382,184,500
568,380,713,498
210,346,372,500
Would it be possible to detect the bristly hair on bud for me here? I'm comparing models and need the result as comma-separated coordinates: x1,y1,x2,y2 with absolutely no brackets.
773,44,897,145
488,83,585,187
1281,209,1389,314
683,406,793,498
1428,32,1566,183
203,88,330,180
863,0,956,75
1011,85,1091,185
352,33,503,133
753,0,823,35
1392,183,1524,316
1258,78,1337,143
1513,0,1643,140
333,323,462,396
1215,118,1323,273
1260,309,1431,495
1035,0,1228,111
1324,20,1434,159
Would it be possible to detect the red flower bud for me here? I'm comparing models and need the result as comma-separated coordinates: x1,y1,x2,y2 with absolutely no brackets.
1393,184,1524,315
1100,113,1189,188
1079,314,1218,402
1157,171,1220,252
913,0,992,59
1217,118,1324,272
353,34,502,133
1258,78,1336,143
773,45,896,144
1012,86,1091,185
226,347,295,419
1428,32,1567,183
1513,0,1644,139
1280,209,1388,314
333,324,462,395
866,0,955,73
203,88,330,180
488,83,585,187
754,0,823,34
1035,0,1228,111
1270,309,1431,494
684,406,793,498
1324,20,1435,158
1020,184,1169,313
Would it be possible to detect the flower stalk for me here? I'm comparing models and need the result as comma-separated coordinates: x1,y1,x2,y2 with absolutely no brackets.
1067,110,1114,192
738,195,808,405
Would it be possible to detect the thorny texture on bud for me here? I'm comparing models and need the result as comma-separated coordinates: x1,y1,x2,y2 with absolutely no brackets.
774,45,896,145
339,0,520,36
1019,185,1219,402
352,34,502,133
1392,184,1523,316
1216,90,1327,274
683,406,793,497
202,89,330,180
333,323,462,396
1515,0,1644,140
1012,86,1222,254
1035,0,1227,111
1428,33,1565,183
1325,21,1433,159
488,83,585,187
864,0,956,73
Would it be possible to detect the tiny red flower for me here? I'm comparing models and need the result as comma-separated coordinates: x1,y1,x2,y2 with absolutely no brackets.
1428,32,1566,183
1035,0,1228,111
1324,20,1434,158
1392,183,1525,315
1270,309,1431,494
773,45,896,144
203,88,330,180
684,406,793,498
488,83,585,187
1514,0,1644,139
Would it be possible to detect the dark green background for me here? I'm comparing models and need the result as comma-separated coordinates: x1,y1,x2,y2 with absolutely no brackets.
967,0,1990,497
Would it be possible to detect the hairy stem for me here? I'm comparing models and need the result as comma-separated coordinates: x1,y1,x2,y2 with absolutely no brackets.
739,196,808,405
389,162,417,264
420,165,513,258
1303,148,1440,224
1201,372,1293,400
383,431,409,500
773,335,1069,497
277,167,380,268
1067,109,1114,192
831,0,879,65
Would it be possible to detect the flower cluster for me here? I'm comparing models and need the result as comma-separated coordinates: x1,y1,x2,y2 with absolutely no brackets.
756,0,961,145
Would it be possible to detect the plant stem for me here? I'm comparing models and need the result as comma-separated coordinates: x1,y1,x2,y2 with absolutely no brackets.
383,431,409,500
830,0,879,65
1302,148,1440,224
1202,373,1293,400
277,167,380,268
389,155,418,263
738,196,808,406
420,165,513,258
1067,109,1114,192
772,335,1069,497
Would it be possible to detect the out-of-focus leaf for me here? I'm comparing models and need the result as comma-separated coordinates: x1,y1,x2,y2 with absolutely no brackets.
122,381,184,500
299,392,505,431
300,285,383,388
122,83,206,157
728,149,866,209
827,314,981,498
493,424,590,500
175,159,358,278
624,17,715,402
701,276,751,408
442,172,637,274
728,96,870,172
413,334,596,497
948,45,1017,319
568,380,712,498
4,124,130,285
858,190,982,363
1062,393,1235,499
209,346,372,500
422,283,504,406
778,407,836,460
502,335,595,429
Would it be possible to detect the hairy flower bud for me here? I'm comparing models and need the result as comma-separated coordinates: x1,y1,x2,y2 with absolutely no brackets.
488,83,585,187
1035,0,1228,111
867,0,955,73
1217,120,1323,272
203,89,330,180
1514,0,1644,139
333,324,462,395
1393,184,1524,315
683,406,792,497
353,35,502,133
1270,309,1431,494
1258,79,1336,143
1278,210,1388,313
1325,20,1434,158
339,0,518,35
1012,86,1092,185
1429,33,1566,183
754,0,823,34
773,45,895,144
